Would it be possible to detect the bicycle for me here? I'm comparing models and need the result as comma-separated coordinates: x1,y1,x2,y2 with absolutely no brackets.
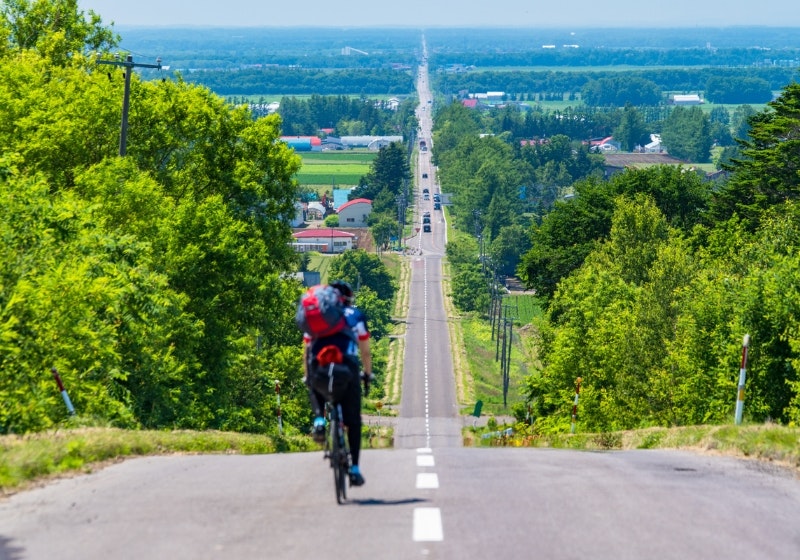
322,372,370,505
324,400,351,504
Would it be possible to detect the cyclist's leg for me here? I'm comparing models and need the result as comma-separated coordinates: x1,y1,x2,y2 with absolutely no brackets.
340,376,362,466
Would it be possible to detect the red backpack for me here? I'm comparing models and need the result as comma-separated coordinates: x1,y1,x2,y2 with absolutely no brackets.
295,284,346,339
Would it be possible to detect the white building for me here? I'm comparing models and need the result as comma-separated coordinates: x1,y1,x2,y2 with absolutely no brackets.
337,198,372,227
672,94,703,105
291,229,355,253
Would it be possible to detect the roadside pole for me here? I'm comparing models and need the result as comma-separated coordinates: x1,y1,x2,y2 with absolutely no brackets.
570,377,582,434
51,368,76,416
734,334,751,425
275,380,283,435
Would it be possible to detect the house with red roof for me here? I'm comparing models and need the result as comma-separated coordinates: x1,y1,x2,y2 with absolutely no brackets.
337,198,372,227
291,228,355,254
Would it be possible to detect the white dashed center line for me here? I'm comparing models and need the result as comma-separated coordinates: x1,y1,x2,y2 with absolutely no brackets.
413,508,444,542
416,473,440,489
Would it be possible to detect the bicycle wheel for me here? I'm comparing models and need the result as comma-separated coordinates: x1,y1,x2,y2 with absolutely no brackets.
329,406,347,504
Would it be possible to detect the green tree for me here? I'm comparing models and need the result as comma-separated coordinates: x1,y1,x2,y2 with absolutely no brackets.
327,249,396,302
371,213,401,251
613,104,650,151
451,264,490,313
350,142,409,201
660,106,712,162
1,0,118,65
712,83,800,230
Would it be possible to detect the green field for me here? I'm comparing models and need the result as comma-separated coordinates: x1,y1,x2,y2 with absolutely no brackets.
295,151,375,188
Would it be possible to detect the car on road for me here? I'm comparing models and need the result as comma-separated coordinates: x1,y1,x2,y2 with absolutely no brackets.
434,202,441,210
423,188,429,193
422,173,428,179
423,224,431,232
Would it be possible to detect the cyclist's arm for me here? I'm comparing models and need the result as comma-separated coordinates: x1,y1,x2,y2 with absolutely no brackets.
357,337,372,376
302,336,311,382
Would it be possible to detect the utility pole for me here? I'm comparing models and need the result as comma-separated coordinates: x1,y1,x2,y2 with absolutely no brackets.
98,55,162,156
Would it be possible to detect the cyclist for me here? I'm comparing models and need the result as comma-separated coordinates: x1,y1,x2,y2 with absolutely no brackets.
303,280,373,486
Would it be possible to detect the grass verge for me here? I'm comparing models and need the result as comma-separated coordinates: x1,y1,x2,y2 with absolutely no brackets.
0,425,393,496
464,422,800,473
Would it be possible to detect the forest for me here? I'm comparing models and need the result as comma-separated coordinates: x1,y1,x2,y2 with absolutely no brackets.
0,1,395,435
433,83,800,430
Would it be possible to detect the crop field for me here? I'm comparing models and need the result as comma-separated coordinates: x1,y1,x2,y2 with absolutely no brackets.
295,151,375,187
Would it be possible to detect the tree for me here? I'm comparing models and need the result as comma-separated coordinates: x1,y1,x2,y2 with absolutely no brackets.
451,264,490,313
711,83,800,230
0,0,118,65
660,106,712,162
327,249,396,303
731,104,757,142
581,76,662,106
350,141,409,201
613,104,650,151
370,214,401,251
519,177,615,299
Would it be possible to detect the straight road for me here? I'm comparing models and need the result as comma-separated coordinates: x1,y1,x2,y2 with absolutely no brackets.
394,41,461,450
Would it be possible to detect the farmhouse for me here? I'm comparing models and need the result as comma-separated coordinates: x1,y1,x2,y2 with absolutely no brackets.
337,198,372,227
291,228,355,254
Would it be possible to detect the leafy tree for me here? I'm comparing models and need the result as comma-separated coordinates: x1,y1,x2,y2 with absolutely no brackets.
613,104,650,151
1,0,118,65
451,264,490,313
349,141,409,201
370,214,401,250
327,249,396,302
711,83,800,230
489,224,532,277
660,106,712,162
706,76,773,104
581,76,662,106
731,104,756,142
519,177,615,299
519,165,710,301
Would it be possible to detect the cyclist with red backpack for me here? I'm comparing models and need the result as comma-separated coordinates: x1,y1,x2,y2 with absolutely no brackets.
300,280,373,487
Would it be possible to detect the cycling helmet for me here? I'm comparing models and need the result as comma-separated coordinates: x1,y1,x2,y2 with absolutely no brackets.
330,280,354,305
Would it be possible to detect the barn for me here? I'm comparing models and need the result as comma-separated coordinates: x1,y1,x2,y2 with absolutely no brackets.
337,198,372,227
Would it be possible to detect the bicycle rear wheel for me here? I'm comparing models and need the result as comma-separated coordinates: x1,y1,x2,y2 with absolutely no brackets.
329,406,347,504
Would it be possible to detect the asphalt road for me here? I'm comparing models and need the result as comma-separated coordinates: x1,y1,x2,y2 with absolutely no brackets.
2,36,800,560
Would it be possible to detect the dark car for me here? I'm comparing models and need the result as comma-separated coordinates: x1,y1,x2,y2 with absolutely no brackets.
423,224,431,232
423,188,429,193
422,173,428,179
434,202,441,210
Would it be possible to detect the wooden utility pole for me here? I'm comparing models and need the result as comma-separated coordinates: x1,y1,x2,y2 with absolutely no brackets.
97,55,162,156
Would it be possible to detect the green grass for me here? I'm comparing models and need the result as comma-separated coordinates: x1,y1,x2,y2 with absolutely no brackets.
502,294,544,326
465,422,800,472
296,151,375,188
459,314,528,415
0,424,394,495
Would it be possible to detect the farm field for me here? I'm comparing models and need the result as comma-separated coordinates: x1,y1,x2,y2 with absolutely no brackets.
295,151,375,188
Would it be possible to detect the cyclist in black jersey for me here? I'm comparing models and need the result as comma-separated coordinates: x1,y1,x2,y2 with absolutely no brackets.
303,280,373,486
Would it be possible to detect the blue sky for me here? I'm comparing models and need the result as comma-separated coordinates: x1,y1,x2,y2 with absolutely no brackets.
79,0,800,28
